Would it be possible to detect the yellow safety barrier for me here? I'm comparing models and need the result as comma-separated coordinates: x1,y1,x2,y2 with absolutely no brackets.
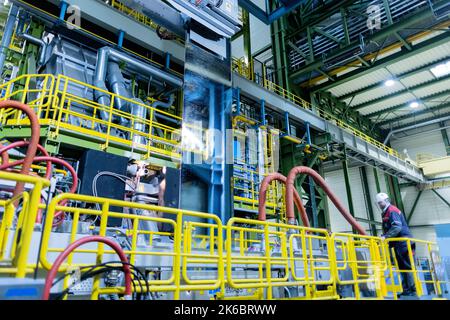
39,193,223,300
0,74,182,161
226,217,338,300
332,233,388,300
0,171,50,277
384,238,444,299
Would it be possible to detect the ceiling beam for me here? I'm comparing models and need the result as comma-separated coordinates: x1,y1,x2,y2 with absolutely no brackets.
308,25,450,92
338,56,450,101
378,101,450,127
367,90,450,118
352,73,450,111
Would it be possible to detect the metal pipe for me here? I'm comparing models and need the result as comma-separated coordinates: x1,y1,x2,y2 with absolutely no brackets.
286,166,367,235
94,48,183,116
384,116,450,144
107,61,131,125
130,98,148,145
258,173,310,227
153,94,175,109
0,4,19,72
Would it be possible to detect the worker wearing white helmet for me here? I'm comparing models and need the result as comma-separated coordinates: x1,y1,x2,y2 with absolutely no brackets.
376,192,416,297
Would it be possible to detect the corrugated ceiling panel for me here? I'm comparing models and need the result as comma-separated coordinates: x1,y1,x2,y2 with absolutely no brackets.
414,78,450,97
329,69,392,97
400,70,435,87
344,82,405,106
359,92,416,114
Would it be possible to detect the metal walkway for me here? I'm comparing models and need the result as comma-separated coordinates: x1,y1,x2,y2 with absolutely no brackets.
233,74,426,183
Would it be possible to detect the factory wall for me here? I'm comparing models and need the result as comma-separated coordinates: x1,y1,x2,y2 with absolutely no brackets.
391,125,450,255
325,166,387,234
324,124,450,256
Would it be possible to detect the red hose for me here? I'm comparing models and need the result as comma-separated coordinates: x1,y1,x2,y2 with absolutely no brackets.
42,236,132,300
0,141,51,179
286,166,367,235
0,101,40,196
0,142,9,165
258,173,310,227
0,156,78,224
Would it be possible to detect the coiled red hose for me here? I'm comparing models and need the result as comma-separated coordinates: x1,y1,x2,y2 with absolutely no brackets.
42,236,132,300
0,141,51,179
285,166,367,235
0,101,40,196
0,156,78,225
258,173,310,227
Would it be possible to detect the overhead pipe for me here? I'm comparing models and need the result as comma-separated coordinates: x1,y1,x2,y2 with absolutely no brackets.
106,61,131,126
0,100,40,197
15,13,48,67
384,115,450,144
238,0,306,25
286,166,367,235
94,47,183,120
258,173,310,227
153,93,175,109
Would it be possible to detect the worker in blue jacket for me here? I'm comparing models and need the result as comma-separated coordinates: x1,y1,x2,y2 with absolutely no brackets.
376,193,417,297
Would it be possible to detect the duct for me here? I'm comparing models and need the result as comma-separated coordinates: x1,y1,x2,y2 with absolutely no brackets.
94,47,182,122
131,98,148,145
107,62,131,126
153,94,175,109
384,115,450,144
0,4,19,71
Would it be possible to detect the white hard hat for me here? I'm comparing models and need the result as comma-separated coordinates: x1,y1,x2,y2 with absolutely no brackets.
376,193,389,202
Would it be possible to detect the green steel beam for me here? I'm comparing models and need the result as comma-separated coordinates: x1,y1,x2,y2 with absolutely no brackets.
388,111,450,131
367,90,450,118
361,166,378,236
312,26,342,44
373,168,381,193
310,29,450,92
441,122,450,156
407,190,423,224
378,101,450,127
342,148,355,214
242,9,252,65
352,74,450,111
432,189,450,208
271,8,290,91
339,57,450,101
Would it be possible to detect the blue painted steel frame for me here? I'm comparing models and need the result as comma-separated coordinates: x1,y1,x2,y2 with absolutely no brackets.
238,0,306,24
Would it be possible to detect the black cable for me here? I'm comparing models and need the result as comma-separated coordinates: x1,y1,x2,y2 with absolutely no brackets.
51,261,150,300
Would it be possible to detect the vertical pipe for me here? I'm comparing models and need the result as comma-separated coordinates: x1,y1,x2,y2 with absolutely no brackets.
308,176,318,228
117,30,125,48
235,87,241,115
0,4,19,72
360,166,377,236
342,150,356,233
284,111,291,136
260,99,266,126
165,52,171,70
305,121,312,145
59,1,68,21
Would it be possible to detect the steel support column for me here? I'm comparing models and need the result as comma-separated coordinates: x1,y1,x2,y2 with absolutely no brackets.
407,190,423,224
361,167,377,236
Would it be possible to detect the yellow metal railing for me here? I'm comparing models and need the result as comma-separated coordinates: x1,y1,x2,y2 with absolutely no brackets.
232,58,401,159
0,171,50,277
0,74,182,161
332,233,388,300
39,193,223,300
1,174,447,300
110,0,159,30
384,238,444,299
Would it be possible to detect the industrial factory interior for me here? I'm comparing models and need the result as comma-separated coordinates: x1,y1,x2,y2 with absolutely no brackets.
0,0,449,302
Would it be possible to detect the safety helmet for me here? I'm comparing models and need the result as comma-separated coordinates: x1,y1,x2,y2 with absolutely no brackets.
376,193,389,203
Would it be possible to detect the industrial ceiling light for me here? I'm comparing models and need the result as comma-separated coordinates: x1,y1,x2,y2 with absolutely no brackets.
409,101,420,109
430,61,450,77
384,79,396,87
